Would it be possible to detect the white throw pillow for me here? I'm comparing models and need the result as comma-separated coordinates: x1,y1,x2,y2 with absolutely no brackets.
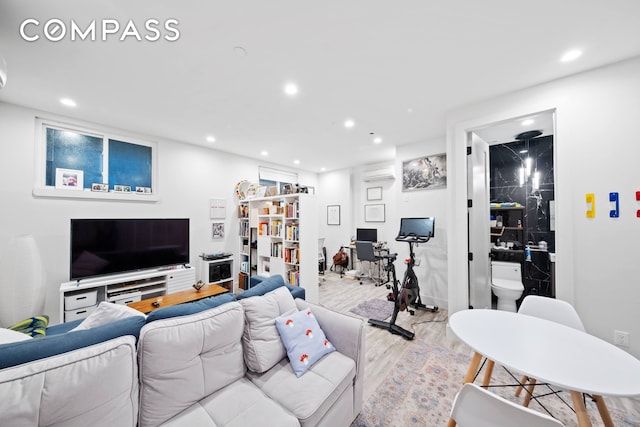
71,301,145,331
0,328,33,344
239,286,297,373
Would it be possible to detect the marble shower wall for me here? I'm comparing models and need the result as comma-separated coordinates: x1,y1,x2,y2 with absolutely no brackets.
489,135,555,251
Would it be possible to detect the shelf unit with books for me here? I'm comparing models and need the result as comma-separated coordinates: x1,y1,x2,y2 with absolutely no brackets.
238,194,318,303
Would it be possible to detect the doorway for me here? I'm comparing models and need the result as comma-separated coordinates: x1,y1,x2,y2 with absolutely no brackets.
467,111,556,310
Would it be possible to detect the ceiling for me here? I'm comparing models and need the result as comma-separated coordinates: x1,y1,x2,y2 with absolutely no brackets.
1,1,640,173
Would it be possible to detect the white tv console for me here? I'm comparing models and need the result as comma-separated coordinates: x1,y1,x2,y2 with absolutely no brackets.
59,265,196,323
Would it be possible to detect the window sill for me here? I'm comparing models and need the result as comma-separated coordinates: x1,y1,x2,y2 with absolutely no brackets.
33,187,160,202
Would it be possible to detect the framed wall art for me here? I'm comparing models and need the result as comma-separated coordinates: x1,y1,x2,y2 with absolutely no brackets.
402,153,447,191
367,186,382,201
364,204,385,222
327,205,341,225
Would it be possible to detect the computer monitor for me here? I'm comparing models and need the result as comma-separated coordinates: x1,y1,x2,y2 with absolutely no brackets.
356,228,378,242
397,217,435,240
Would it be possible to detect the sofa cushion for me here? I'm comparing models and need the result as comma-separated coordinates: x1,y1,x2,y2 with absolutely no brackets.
0,315,145,370
0,328,32,344
247,351,356,426
72,302,145,331
146,292,236,323
138,301,246,427
8,315,49,338
237,274,287,299
275,308,336,377
0,335,139,427
243,274,306,300
159,377,299,427
239,286,297,373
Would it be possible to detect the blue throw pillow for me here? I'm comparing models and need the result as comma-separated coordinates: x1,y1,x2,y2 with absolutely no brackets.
275,308,335,377
236,274,285,300
145,293,236,323
0,315,145,370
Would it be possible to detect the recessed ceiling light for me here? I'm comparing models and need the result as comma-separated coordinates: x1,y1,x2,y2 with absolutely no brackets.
206,135,215,143
320,167,326,172
344,119,355,128
407,108,413,113
284,83,298,96
293,159,300,165
60,98,76,107
373,137,382,144
261,150,268,156
521,119,534,126
561,49,582,62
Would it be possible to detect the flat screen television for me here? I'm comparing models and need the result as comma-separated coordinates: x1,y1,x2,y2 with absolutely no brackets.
70,218,189,280
397,217,435,240
356,228,378,242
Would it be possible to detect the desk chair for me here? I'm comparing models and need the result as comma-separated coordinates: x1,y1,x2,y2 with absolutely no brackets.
355,241,383,286
448,383,565,427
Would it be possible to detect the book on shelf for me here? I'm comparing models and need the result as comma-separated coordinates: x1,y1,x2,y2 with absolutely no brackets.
287,269,300,286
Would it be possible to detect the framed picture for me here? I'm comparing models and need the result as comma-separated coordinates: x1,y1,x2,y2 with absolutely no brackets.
212,222,224,239
136,186,152,194
209,198,226,219
114,185,131,193
55,168,83,190
365,204,385,222
402,153,447,191
327,205,341,225
367,186,382,201
91,183,109,192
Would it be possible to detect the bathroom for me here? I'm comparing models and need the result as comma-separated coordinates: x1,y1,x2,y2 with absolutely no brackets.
489,131,556,309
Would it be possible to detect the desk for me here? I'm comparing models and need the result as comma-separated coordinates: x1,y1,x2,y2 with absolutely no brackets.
127,284,229,314
449,309,640,427
345,243,389,285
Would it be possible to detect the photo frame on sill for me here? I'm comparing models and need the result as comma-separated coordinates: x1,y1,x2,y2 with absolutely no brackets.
364,204,385,222
367,186,382,201
55,168,83,190
327,205,341,225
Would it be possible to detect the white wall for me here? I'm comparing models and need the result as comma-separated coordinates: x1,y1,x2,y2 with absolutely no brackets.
318,140,448,308
395,139,448,308
0,102,316,324
317,168,352,262
447,56,640,357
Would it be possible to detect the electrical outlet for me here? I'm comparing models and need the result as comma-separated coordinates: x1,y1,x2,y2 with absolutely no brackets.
614,330,630,348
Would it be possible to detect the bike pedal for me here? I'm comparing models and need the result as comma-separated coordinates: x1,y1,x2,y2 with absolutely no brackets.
409,310,415,316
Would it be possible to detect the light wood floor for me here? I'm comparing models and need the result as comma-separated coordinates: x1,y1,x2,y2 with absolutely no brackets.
317,270,468,400
317,270,640,421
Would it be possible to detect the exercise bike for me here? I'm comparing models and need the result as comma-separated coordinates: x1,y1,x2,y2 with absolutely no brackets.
368,233,438,340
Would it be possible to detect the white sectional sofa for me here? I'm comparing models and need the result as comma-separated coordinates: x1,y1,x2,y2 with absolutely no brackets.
0,276,365,427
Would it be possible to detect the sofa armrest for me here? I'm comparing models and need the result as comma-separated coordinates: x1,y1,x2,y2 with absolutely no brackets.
295,299,365,417
294,299,364,372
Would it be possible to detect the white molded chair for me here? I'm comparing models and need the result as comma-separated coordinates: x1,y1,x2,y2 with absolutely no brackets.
449,383,565,427
515,295,585,405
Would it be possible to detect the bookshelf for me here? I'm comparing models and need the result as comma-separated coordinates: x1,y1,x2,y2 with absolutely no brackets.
238,194,318,303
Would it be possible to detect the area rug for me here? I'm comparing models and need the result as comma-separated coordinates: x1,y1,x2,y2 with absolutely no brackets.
349,298,395,320
352,338,640,427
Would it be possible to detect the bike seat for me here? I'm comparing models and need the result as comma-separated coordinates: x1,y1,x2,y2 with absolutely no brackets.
383,253,398,261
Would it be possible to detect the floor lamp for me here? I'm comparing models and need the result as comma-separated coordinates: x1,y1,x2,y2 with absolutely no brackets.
0,234,46,327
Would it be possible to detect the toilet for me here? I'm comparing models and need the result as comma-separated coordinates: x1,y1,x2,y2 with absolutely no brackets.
490,261,524,312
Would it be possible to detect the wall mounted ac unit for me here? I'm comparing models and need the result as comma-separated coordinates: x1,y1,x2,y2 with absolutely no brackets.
362,166,395,182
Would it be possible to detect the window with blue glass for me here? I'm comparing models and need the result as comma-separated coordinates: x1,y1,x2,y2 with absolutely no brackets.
109,139,152,189
45,128,103,189
42,122,154,193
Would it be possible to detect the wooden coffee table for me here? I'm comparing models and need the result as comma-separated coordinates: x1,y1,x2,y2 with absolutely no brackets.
127,284,229,314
